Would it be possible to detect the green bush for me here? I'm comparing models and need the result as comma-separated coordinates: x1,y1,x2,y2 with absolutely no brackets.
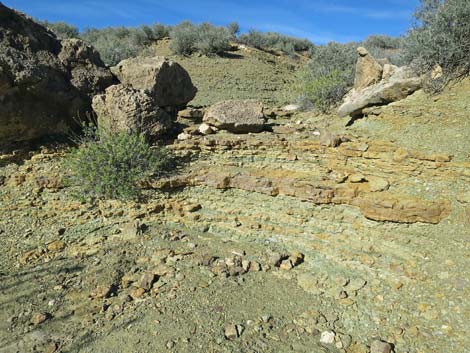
170,21,231,56
404,0,470,89
239,30,314,54
298,68,353,113
297,42,357,112
80,24,168,66
169,21,198,55
39,20,79,39
363,35,407,66
65,130,172,200
227,22,240,38
195,23,231,56
364,35,403,50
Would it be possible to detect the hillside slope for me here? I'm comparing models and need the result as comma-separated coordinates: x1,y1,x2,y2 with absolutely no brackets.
151,39,304,107
1,77,469,352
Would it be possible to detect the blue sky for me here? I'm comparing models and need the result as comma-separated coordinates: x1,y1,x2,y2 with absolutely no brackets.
3,0,419,43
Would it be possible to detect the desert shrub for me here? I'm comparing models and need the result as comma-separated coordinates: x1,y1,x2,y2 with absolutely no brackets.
141,24,170,40
239,30,314,54
38,21,169,65
363,35,408,66
39,20,79,39
170,21,231,56
404,0,470,90
298,68,353,113
227,22,240,38
169,21,198,55
195,23,231,56
297,42,357,112
65,129,172,200
364,35,403,50
80,27,142,66
81,24,168,66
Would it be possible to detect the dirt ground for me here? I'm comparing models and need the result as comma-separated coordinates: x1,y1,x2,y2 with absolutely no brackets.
0,80,469,353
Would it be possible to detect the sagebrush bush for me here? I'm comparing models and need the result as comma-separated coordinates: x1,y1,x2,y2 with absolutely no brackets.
39,20,79,39
297,42,357,112
195,23,232,56
363,35,407,66
364,35,403,50
169,21,198,55
80,24,168,65
298,68,353,113
404,0,470,89
170,21,231,56
239,30,314,54
65,130,173,200
227,22,240,38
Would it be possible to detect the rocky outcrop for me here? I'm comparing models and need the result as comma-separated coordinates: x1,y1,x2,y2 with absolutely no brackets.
0,3,115,144
339,66,422,118
59,38,115,98
354,47,383,90
355,194,450,224
111,56,197,108
338,47,422,118
382,64,398,81
92,84,172,139
152,166,450,224
203,100,266,133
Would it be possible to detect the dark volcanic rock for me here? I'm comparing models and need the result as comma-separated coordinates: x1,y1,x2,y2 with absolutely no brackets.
0,3,115,144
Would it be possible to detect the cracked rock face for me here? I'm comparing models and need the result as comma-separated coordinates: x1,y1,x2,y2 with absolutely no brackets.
354,47,383,90
339,66,422,118
338,48,422,118
0,3,115,144
203,99,267,133
111,56,197,108
92,84,172,140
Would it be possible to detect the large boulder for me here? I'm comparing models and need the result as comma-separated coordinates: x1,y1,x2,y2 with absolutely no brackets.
111,56,197,108
203,100,266,133
354,47,383,90
0,3,114,144
58,38,116,98
92,84,172,140
338,67,422,118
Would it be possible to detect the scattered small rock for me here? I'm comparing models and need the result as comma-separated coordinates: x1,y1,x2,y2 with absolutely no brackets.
31,312,50,326
269,252,284,267
320,132,342,148
349,174,366,183
130,287,146,300
320,330,336,345
178,107,204,120
46,240,66,252
282,104,301,112
280,259,293,271
199,255,217,266
370,339,393,353
224,324,240,340
347,278,367,291
138,272,158,291
289,252,304,266
198,123,215,135
249,261,261,272
178,132,192,141
367,176,390,192
90,284,113,299
242,259,251,272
